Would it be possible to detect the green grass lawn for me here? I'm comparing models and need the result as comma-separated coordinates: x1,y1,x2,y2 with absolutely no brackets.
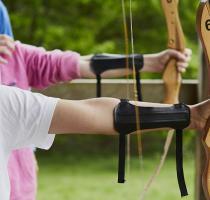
37,153,195,200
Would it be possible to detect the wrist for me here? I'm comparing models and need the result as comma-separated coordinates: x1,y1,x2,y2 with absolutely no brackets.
141,54,156,72
142,52,167,73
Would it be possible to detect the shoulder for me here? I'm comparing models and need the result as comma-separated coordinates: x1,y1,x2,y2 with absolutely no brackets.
0,85,58,111
0,85,58,150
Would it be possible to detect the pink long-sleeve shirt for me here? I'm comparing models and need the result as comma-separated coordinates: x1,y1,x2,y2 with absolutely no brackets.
0,41,81,200
1,41,81,89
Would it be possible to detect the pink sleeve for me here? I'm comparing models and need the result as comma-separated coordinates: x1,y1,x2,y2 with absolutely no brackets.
15,41,81,89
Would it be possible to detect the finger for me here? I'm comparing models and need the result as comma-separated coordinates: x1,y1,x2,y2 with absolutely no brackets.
0,34,14,42
168,49,192,63
0,40,15,51
184,48,192,57
177,62,188,73
183,49,192,63
184,54,192,62
177,66,186,73
177,61,189,68
6,40,15,50
0,46,12,57
0,57,8,64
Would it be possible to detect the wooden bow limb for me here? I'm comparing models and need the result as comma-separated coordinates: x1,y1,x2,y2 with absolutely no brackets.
140,0,186,199
196,1,210,199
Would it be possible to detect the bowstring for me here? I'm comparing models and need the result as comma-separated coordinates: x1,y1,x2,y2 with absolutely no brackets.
129,0,143,166
121,0,131,175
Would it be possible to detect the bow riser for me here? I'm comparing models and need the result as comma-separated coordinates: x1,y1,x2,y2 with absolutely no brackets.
163,59,182,103
161,0,185,50
161,0,185,104
196,1,210,199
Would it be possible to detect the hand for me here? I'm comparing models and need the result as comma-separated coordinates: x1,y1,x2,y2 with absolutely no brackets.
142,48,192,73
189,99,210,132
0,35,15,64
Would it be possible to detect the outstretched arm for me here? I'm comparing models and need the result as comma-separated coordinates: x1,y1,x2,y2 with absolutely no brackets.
0,35,191,79
49,98,210,134
0,85,209,150
79,49,191,78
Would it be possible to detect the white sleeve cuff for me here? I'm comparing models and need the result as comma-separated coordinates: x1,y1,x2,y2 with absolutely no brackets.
34,97,58,150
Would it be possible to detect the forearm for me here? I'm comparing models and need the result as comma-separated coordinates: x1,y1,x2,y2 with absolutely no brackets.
79,54,133,78
79,53,173,78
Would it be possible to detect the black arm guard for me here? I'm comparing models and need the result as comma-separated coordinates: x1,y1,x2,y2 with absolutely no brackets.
90,54,144,99
113,100,190,134
90,54,144,75
114,99,190,197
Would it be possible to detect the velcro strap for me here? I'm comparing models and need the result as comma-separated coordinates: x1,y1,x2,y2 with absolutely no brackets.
118,134,126,183
176,129,188,197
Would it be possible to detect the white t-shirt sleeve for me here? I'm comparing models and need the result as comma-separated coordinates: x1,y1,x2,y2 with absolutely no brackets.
0,85,58,150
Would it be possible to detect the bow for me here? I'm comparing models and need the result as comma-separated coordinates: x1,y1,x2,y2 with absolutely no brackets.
196,1,210,199
140,0,187,198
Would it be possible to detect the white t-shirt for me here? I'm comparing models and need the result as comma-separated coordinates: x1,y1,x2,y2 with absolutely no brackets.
0,85,58,199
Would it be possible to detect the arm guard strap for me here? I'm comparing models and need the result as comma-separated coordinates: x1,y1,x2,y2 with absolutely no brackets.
114,99,190,197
